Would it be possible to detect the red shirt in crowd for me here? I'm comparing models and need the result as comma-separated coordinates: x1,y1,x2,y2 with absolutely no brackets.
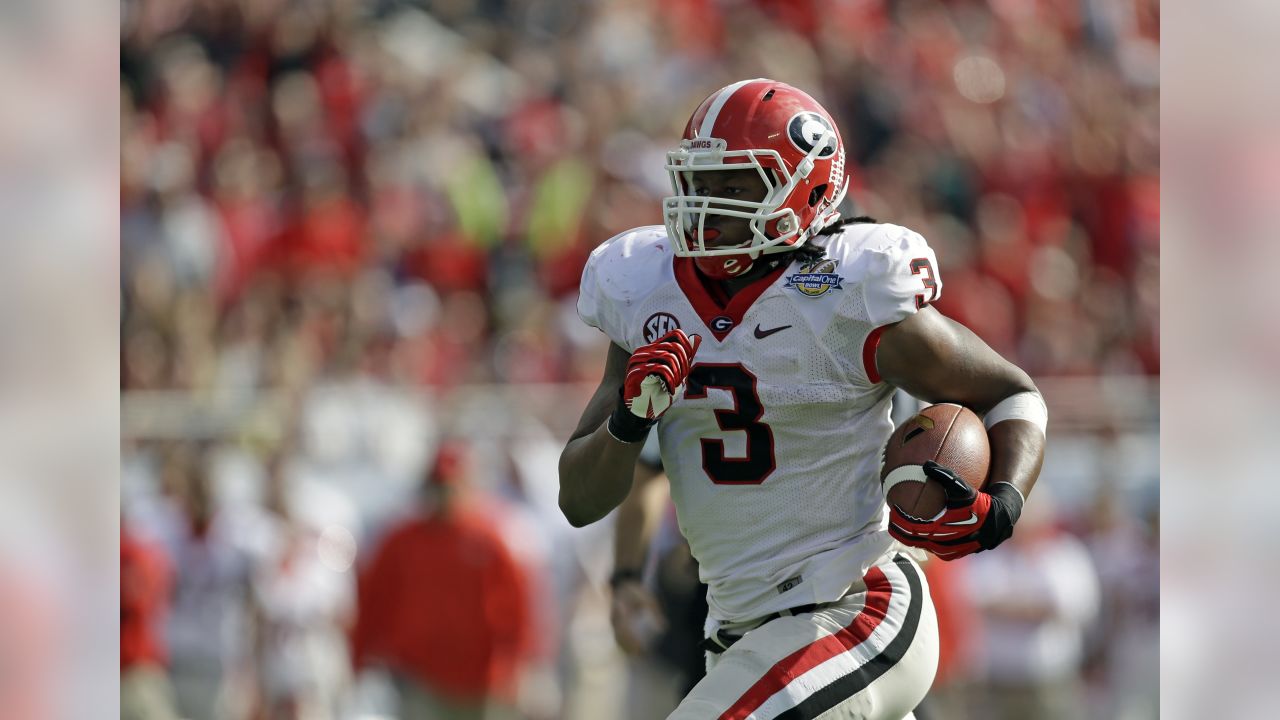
922,557,980,687
121,528,173,670
351,506,534,703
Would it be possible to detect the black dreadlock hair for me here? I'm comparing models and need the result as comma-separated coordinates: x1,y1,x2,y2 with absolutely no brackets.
786,215,879,265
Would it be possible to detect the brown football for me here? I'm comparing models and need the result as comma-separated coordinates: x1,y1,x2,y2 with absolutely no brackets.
880,403,990,520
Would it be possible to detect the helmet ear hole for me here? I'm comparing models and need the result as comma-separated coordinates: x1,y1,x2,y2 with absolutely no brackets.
808,184,828,207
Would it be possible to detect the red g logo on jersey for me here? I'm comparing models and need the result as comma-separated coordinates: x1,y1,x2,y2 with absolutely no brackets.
643,312,681,343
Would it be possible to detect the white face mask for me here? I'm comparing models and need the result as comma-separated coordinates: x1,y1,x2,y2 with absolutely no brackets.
662,135,846,262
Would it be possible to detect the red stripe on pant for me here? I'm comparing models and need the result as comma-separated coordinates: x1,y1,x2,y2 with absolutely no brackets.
718,566,895,720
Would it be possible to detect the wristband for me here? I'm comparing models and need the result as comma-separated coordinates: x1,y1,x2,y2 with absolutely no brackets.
609,568,643,589
978,482,1025,550
983,391,1048,434
607,390,656,443
987,482,1025,525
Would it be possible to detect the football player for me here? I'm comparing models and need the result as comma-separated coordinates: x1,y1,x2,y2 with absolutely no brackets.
559,79,1047,719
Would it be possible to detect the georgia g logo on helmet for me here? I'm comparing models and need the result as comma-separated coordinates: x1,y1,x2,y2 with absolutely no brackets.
787,112,837,158
663,80,851,280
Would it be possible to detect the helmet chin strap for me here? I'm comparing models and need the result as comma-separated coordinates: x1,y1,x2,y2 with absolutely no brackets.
689,221,800,281
694,253,753,280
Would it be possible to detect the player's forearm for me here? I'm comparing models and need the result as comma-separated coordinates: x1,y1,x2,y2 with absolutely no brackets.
614,467,667,572
982,383,1048,502
558,424,646,527
987,419,1045,500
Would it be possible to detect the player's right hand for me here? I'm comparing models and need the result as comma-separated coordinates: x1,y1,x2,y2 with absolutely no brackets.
610,578,668,655
887,461,1023,561
623,329,702,420
608,329,702,443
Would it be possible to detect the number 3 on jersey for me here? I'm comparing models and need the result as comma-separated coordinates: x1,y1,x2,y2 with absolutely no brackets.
911,257,938,309
685,363,776,485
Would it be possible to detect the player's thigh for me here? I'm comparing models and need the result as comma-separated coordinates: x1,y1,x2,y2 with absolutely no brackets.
670,555,938,720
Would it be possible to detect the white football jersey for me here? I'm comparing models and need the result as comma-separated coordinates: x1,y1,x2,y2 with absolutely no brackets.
577,222,942,622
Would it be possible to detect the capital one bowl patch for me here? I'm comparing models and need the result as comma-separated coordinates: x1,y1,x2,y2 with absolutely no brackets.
784,259,844,298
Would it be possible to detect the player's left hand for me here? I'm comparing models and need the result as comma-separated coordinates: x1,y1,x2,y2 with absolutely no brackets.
609,578,668,655
887,461,1024,560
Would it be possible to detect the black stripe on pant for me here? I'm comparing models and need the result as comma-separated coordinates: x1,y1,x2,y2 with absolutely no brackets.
772,554,925,720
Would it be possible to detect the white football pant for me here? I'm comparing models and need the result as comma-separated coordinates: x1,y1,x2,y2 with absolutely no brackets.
669,554,938,720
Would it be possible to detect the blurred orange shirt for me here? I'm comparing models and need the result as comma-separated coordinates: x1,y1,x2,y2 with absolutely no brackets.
121,529,172,670
351,508,533,703
922,556,980,686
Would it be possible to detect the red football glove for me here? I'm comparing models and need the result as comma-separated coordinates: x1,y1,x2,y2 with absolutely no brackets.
887,461,1024,561
608,330,702,442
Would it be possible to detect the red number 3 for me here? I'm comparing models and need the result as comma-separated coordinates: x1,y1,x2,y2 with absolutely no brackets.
910,258,938,309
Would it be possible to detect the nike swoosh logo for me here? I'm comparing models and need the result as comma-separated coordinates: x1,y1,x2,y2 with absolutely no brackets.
943,513,979,527
753,324,792,339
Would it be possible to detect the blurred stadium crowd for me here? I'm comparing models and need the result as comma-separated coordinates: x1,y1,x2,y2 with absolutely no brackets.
119,0,1159,719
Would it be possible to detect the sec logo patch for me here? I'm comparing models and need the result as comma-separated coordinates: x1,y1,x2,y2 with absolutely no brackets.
643,312,681,342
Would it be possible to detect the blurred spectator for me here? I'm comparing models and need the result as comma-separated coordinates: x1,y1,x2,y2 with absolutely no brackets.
915,555,981,720
147,445,261,720
248,453,357,720
1082,486,1159,720
650,535,708,697
351,442,536,720
613,532,705,720
964,492,1102,720
121,523,179,720
610,443,701,720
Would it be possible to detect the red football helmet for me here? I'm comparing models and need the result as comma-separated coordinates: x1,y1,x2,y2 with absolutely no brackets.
664,79,849,280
